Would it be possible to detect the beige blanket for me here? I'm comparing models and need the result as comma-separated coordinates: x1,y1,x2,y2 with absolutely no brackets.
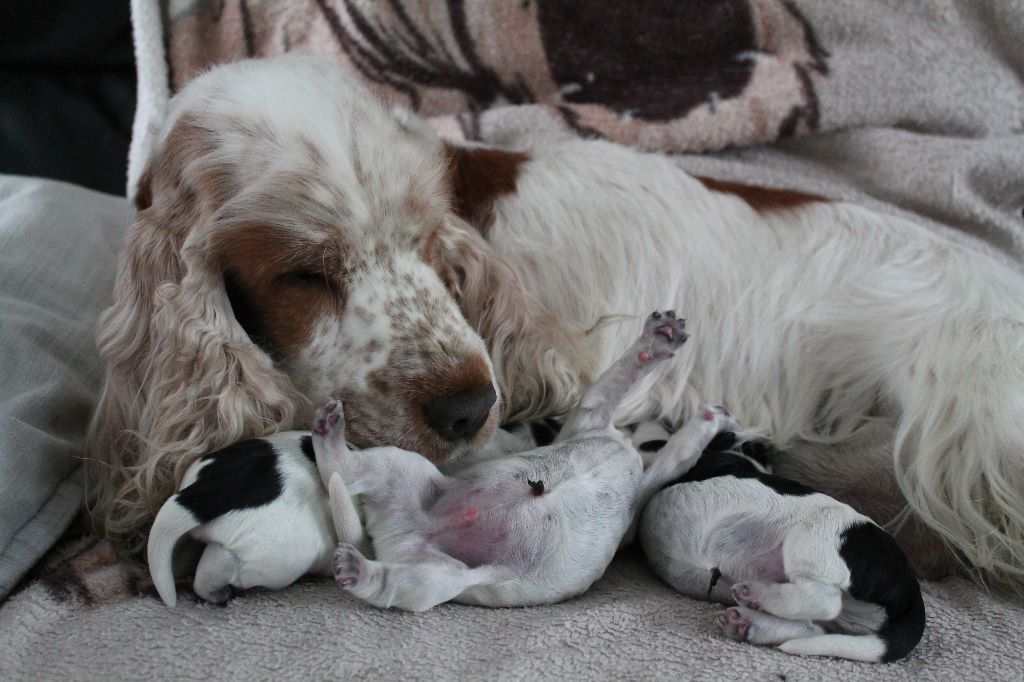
2,533,1023,680
6,0,1022,679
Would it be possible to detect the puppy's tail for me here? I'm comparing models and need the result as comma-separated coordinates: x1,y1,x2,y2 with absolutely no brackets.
146,495,201,608
780,590,925,663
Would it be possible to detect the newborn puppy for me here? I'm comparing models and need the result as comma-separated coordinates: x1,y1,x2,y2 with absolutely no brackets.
639,436,926,663
315,311,738,611
147,434,337,606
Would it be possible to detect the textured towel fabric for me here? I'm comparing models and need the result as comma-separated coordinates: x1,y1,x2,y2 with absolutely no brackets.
2,538,1023,681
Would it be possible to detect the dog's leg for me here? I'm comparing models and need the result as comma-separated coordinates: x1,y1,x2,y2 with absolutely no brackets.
327,473,369,552
557,311,688,440
333,543,504,612
312,401,444,496
731,579,842,621
716,606,824,646
635,405,739,507
192,543,239,605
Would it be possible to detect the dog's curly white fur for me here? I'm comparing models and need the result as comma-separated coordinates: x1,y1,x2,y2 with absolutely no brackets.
89,55,1024,591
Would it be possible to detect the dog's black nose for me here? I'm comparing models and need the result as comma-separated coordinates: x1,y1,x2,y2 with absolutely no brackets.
423,384,497,441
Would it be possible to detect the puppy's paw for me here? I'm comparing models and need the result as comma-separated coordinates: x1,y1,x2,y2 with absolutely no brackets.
333,543,366,588
699,403,741,434
716,607,752,642
313,400,345,439
637,310,688,363
731,582,762,611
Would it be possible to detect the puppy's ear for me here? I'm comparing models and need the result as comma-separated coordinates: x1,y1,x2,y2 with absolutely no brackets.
443,142,529,234
86,120,300,555
433,217,583,423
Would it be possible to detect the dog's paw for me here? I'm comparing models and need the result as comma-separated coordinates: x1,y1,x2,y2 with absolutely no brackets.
333,543,366,588
637,310,688,363
700,404,740,434
313,400,345,438
716,607,752,642
731,582,762,611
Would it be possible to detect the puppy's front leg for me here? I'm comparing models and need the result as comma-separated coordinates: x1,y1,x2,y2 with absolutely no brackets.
635,405,739,508
333,544,504,612
327,473,368,552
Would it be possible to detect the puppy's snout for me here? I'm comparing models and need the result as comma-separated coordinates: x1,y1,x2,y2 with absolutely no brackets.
423,383,496,441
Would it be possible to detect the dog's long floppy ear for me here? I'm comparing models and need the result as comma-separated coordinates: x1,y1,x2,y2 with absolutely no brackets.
85,125,299,555
433,214,585,424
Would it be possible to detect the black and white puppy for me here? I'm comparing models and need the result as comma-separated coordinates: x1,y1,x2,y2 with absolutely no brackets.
147,434,339,606
638,432,926,663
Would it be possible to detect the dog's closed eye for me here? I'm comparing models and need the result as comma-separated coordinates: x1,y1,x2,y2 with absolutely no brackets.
278,270,329,287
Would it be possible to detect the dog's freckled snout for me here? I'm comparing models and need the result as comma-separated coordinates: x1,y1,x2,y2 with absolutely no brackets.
423,384,496,441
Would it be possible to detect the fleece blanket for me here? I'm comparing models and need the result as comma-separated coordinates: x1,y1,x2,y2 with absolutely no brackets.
6,0,1023,680
3,529,1024,681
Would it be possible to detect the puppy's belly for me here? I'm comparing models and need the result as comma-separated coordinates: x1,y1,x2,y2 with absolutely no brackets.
421,439,640,577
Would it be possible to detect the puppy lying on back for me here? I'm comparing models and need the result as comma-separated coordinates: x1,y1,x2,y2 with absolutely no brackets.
316,312,738,611
638,432,926,663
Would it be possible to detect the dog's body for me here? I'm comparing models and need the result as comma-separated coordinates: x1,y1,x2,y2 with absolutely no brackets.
147,434,335,606
640,442,925,663
91,55,1024,590
317,312,740,611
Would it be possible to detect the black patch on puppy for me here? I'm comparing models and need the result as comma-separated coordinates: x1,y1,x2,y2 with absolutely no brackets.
529,418,562,446
638,439,667,452
706,431,739,452
668,451,816,497
707,567,722,596
175,440,283,523
737,439,778,468
300,435,316,462
839,522,926,662
528,479,545,496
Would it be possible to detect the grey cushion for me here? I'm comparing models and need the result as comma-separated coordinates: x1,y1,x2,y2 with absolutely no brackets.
0,176,125,597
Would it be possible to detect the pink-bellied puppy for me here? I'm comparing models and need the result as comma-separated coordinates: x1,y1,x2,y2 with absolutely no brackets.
314,311,737,611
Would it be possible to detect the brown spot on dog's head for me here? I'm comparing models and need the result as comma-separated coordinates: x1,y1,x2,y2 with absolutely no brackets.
444,143,529,234
212,225,345,361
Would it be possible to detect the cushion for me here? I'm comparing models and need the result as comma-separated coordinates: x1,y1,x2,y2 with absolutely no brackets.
0,175,126,598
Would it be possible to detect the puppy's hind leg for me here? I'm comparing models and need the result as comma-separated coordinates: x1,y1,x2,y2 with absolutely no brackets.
558,311,688,440
333,544,505,612
717,606,824,646
193,543,239,605
732,579,843,621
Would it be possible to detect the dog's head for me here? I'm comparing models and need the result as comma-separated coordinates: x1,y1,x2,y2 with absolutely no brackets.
87,56,580,549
